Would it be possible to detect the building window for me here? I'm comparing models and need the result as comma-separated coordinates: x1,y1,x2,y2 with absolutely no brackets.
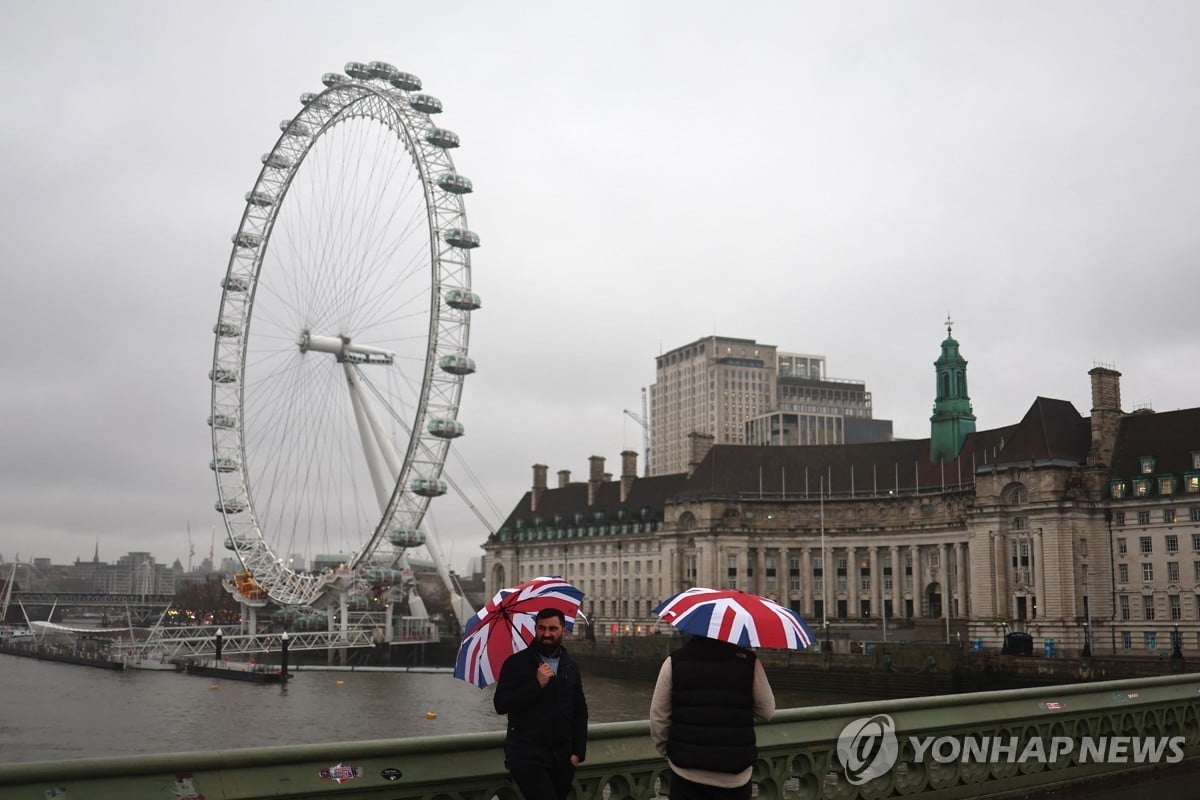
1143,595,1155,621
1160,477,1176,495
1193,508,1200,522
789,556,801,591
1143,563,1155,582
1111,481,1128,499
727,554,737,590
1164,509,1177,524
1169,561,1180,582
1079,538,1088,558
1117,538,1128,554
1193,533,1200,551
1193,452,1200,470
1119,595,1131,620
1115,511,1126,527
1167,534,1179,553
1145,631,1158,650
1134,479,1152,497
1119,564,1129,583
1140,456,1156,474
1121,631,1132,650
1139,536,1153,554
1012,516,1027,531
1195,561,1200,582
1188,476,1200,494
1138,511,1151,525
1170,594,1182,621
836,559,848,590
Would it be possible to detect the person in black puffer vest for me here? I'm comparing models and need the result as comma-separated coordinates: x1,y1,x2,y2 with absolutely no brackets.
649,635,775,800
494,608,588,800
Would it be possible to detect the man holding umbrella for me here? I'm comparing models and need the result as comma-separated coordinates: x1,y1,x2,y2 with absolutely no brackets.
649,634,775,800
650,587,812,800
494,607,589,800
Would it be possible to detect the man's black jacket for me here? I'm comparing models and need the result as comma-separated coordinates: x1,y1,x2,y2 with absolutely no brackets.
493,644,588,766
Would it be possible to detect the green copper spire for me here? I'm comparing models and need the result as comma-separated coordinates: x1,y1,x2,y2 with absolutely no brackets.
930,317,976,463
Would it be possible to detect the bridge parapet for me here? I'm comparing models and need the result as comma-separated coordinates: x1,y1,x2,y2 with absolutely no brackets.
0,674,1197,799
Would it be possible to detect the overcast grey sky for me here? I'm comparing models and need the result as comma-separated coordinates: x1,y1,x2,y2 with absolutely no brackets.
2,1,1198,576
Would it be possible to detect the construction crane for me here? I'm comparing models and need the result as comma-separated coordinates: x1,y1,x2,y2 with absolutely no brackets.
623,386,650,476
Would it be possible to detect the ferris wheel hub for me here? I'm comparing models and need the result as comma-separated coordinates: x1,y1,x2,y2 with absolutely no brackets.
297,331,395,365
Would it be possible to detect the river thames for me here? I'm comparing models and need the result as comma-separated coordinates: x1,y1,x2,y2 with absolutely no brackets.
0,655,865,764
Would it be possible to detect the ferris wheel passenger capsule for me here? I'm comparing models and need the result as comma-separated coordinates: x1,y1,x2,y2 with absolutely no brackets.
245,190,275,207
444,289,481,311
387,528,426,548
368,61,398,79
280,120,310,137
388,71,422,92
262,152,292,170
410,477,449,498
221,275,250,292
409,94,443,114
438,353,476,375
210,457,239,473
232,231,262,249
299,92,329,108
321,72,348,87
207,413,237,429
437,172,473,194
214,322,241,338
425,128,459,149
344,62,372,80
428,418,465,438
443,228,480,249
215,499,247,514
209,367,238,384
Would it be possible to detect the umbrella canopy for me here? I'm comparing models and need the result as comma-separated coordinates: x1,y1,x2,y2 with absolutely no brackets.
454,576,584,687
653,587,815,650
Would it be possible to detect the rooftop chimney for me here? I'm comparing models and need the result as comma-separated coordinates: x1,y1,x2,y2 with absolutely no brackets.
687,431,715,477
587,455,605,506
620,450,638,503
557,469,571,488
531,464,548,512
1087,366,1123,468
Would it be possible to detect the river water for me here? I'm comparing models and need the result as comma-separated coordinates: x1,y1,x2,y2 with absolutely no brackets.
0,654,863,764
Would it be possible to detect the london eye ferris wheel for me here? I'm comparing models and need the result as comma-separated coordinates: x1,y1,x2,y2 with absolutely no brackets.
208,61,480,609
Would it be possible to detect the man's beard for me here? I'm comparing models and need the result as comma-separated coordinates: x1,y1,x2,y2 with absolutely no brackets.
538,637,560,656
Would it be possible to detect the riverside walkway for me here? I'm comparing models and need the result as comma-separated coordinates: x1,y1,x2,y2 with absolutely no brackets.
1,673,1198,799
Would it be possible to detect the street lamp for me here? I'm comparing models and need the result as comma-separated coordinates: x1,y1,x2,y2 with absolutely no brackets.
823,620,831,654
1000,621,1009,655
1081,620,1091,659
1172,624,1183,660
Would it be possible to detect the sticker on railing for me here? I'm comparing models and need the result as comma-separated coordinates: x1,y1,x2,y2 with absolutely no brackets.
1043,701,1064,711
381,767,403,781
319,763,363,784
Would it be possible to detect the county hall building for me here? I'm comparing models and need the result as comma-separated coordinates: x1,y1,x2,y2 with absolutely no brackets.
481,329,1200,656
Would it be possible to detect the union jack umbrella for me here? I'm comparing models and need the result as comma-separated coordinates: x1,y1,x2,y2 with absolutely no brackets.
453,575,585,687
653,587,815,650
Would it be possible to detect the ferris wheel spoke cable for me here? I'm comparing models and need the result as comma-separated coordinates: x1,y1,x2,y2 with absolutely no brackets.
358,367,501,531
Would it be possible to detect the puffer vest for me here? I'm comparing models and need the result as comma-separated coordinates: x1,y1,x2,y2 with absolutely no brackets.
666,639,757,773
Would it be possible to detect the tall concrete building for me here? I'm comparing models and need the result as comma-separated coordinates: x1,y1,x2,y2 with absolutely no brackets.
649,336,887,476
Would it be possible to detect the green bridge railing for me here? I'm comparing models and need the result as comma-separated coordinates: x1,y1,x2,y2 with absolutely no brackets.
1,673,1198,799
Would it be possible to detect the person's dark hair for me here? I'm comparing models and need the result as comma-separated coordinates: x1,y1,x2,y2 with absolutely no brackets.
536,607,566,625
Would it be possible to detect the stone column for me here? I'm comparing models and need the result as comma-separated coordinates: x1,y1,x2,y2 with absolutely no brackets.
779,547,789,604
801,547,813,616
910,544,921,616
756,546,767,595
993,531,1008,620
889,544,902,618
1034,528,1045,619
955,541,967,618
869,545,880,619
846,545,857,618
940,542,950,619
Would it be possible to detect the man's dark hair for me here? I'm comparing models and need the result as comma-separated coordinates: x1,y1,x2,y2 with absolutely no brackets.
536,607,566,625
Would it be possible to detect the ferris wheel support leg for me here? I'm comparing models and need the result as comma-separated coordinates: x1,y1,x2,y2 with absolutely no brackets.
339,592,350,666
245,605,257,636
345,364,394,514
384,599,394,644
